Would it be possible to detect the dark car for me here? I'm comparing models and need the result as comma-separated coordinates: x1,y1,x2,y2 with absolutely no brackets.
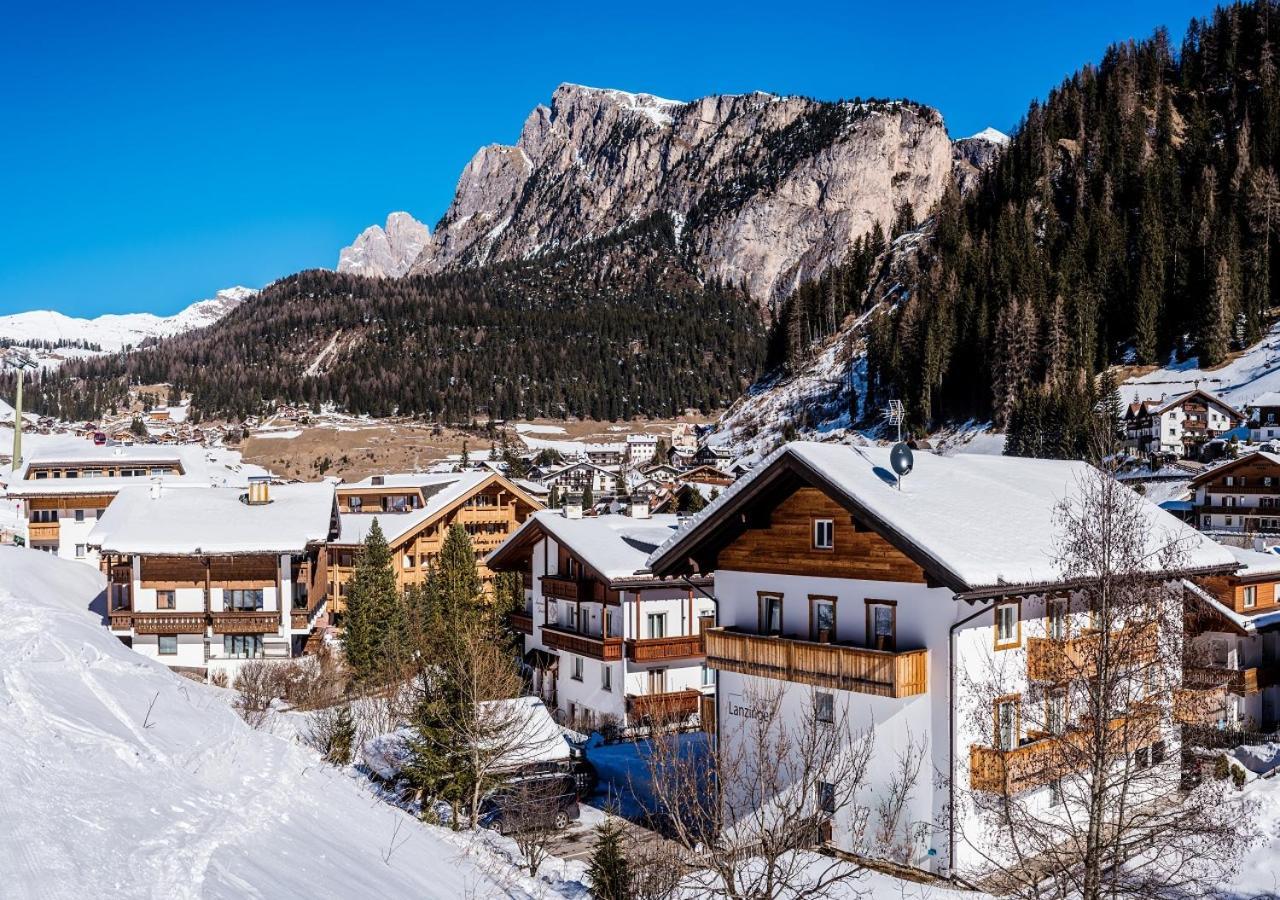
478,775,581,835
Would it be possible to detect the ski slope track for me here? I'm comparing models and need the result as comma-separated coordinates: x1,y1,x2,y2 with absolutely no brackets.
0,547,582,900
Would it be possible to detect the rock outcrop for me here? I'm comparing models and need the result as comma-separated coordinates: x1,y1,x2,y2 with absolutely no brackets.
952,126,1009,194
337,212,430,278
344,85,956,306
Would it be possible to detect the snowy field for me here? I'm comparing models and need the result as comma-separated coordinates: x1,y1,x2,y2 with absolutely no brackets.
1123,321,1280,408
0,547,588,900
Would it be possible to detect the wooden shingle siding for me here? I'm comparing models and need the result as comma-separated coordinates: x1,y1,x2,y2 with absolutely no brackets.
717,487,926,582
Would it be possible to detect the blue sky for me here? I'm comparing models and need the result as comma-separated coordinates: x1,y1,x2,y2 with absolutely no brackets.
1,0,1219,318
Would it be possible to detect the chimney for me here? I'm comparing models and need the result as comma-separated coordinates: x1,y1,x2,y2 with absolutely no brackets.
247,476,271,506
149,478,163,500
1255,536,1267,553
629,489,651,519
563,492,583,520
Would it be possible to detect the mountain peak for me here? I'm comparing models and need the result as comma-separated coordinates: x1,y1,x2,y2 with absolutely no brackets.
336,212,430,278
964,126,1009,144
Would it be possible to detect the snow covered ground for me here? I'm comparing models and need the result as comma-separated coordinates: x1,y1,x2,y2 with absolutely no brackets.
0,547,587,899
1123,321,1280,408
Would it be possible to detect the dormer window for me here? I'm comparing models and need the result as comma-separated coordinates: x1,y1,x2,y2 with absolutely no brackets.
372,476,384,486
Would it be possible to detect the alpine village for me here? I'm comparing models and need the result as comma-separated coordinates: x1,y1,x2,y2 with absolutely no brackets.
19,4,1280,899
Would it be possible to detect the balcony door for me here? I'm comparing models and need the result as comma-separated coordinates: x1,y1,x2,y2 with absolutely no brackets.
810,596,836,642
759,594,783,636
647,613,667,639
996,697,1019,751
865,601,896,651
1047,598,1067,641
648,668,667,695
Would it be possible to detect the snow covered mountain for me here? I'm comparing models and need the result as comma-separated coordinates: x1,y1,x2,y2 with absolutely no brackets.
0,547,583,899
337,212,430,278
0,287,255,358
952,126,1009,193
340,83,957,305
1121,320,1280,409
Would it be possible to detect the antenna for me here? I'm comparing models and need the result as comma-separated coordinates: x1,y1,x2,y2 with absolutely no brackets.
884,399,905,443
4,348,39,473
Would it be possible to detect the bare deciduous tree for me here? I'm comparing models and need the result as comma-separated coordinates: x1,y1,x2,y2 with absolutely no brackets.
642,684,890,900
959,469,1253,898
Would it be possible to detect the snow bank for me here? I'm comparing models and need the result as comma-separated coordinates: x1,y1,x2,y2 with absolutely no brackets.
0,547,579,899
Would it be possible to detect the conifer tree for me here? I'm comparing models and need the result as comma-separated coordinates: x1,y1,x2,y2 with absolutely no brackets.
586,816,633,900
582,480,594,511
341,519,401,684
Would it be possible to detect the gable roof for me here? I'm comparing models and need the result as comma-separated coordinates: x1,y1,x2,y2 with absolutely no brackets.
334,471,541,547
1248,391,1280,409
89,482,336,555
1143,388,1245,419
487,510,684,583
646,442,1236,595
1188,450,1280,486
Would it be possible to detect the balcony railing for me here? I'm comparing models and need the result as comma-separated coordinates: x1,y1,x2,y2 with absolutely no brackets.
1026,622,1158,682
626,689,702,722
704,627,928,698
970,708,1161,795
212,611,280,635
27,521,60,542
625,634,705,662
541,625,623,661
129,613,206,635
509,611,534,635
540,575,595,602
1184,665,1263,695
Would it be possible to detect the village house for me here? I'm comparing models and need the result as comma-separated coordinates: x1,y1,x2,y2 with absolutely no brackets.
645,441,1235,878
487,496,715,730
541,461,619,500
7,447,192,565
327,471,541,620
625,434,659,467
1247,392,1280,444
1124,388,1244,460
1181,545,1280,729
1190,450,1280,535
89,479,337,679
584,443,626,467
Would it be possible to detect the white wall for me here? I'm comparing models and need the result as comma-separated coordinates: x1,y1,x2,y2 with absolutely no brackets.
131,632,204,670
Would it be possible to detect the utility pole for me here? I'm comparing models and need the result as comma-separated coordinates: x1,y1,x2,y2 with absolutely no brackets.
5,350,38,473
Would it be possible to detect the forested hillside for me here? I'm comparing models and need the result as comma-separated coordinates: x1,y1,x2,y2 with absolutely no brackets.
767,1,1280,455
18,217,765,422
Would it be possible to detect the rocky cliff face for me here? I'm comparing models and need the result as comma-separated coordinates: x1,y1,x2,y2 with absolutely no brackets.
343,85,956,305
952,126,1009,194
337,212,430,278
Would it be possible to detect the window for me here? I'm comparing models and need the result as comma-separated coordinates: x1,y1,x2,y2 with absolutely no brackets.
760,594,783,635
403,554,415,569
817,781,836,815
866,601,895,651
224,589,264,611
1046,690,1066,736
97,509,105,519
811,597,836,641
815,692,834,724
74,544,86,559
995,601,1020,649
996,698,1018,751
571,656,584,682
1227,476,1236,486
223,634,264,659
158,635,178,656
812,518,834,550
567,604,581,633
74,509,85,523
647,613,667,639
157,590,175,610
1226,516,1234,527
1047,598,1067,641
1049,778,1063,807
601,665,612,692
1152,740,1167,765
348,497,363,512
1134,746,1150,770
1244,585,1258,609
701,665,717,687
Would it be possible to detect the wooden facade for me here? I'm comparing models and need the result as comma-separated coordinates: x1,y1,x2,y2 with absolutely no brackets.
1192,452,1280,532
328,474,540,616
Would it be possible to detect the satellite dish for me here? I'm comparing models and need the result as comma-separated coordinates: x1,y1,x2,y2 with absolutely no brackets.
890,442,914,478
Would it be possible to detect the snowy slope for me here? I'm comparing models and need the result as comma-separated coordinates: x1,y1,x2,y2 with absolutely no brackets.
1122,320,1280,409
0,547,582,899
0,287,255,354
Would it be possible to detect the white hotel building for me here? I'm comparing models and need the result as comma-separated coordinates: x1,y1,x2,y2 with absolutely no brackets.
89,479,338,679
645,442,1236,878
487,501,715,729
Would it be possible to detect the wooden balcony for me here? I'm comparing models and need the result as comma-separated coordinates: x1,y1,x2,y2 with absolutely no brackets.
1184,665,1263,695
108,612,133,631
27,521,60,542
130,613,206,635
704,627,928,698
509,611,534,635
1026,622,1158,682
626,689,702,722
1174,687,1227,725
625,633,704,662
540,575,601,602
212,611,280,635
970,709,1161,795
457,506,510,524
541,625,623,661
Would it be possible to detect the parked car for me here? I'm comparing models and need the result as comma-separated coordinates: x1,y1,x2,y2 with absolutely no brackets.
478,775,580,835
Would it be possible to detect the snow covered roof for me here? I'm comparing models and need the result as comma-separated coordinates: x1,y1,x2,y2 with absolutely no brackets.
6,442,266,497
489,509,682,581
89,482,336,555
1223,544,1280,578
1249,392,1280,409
1190,451,1280,485
647,441,1237,594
